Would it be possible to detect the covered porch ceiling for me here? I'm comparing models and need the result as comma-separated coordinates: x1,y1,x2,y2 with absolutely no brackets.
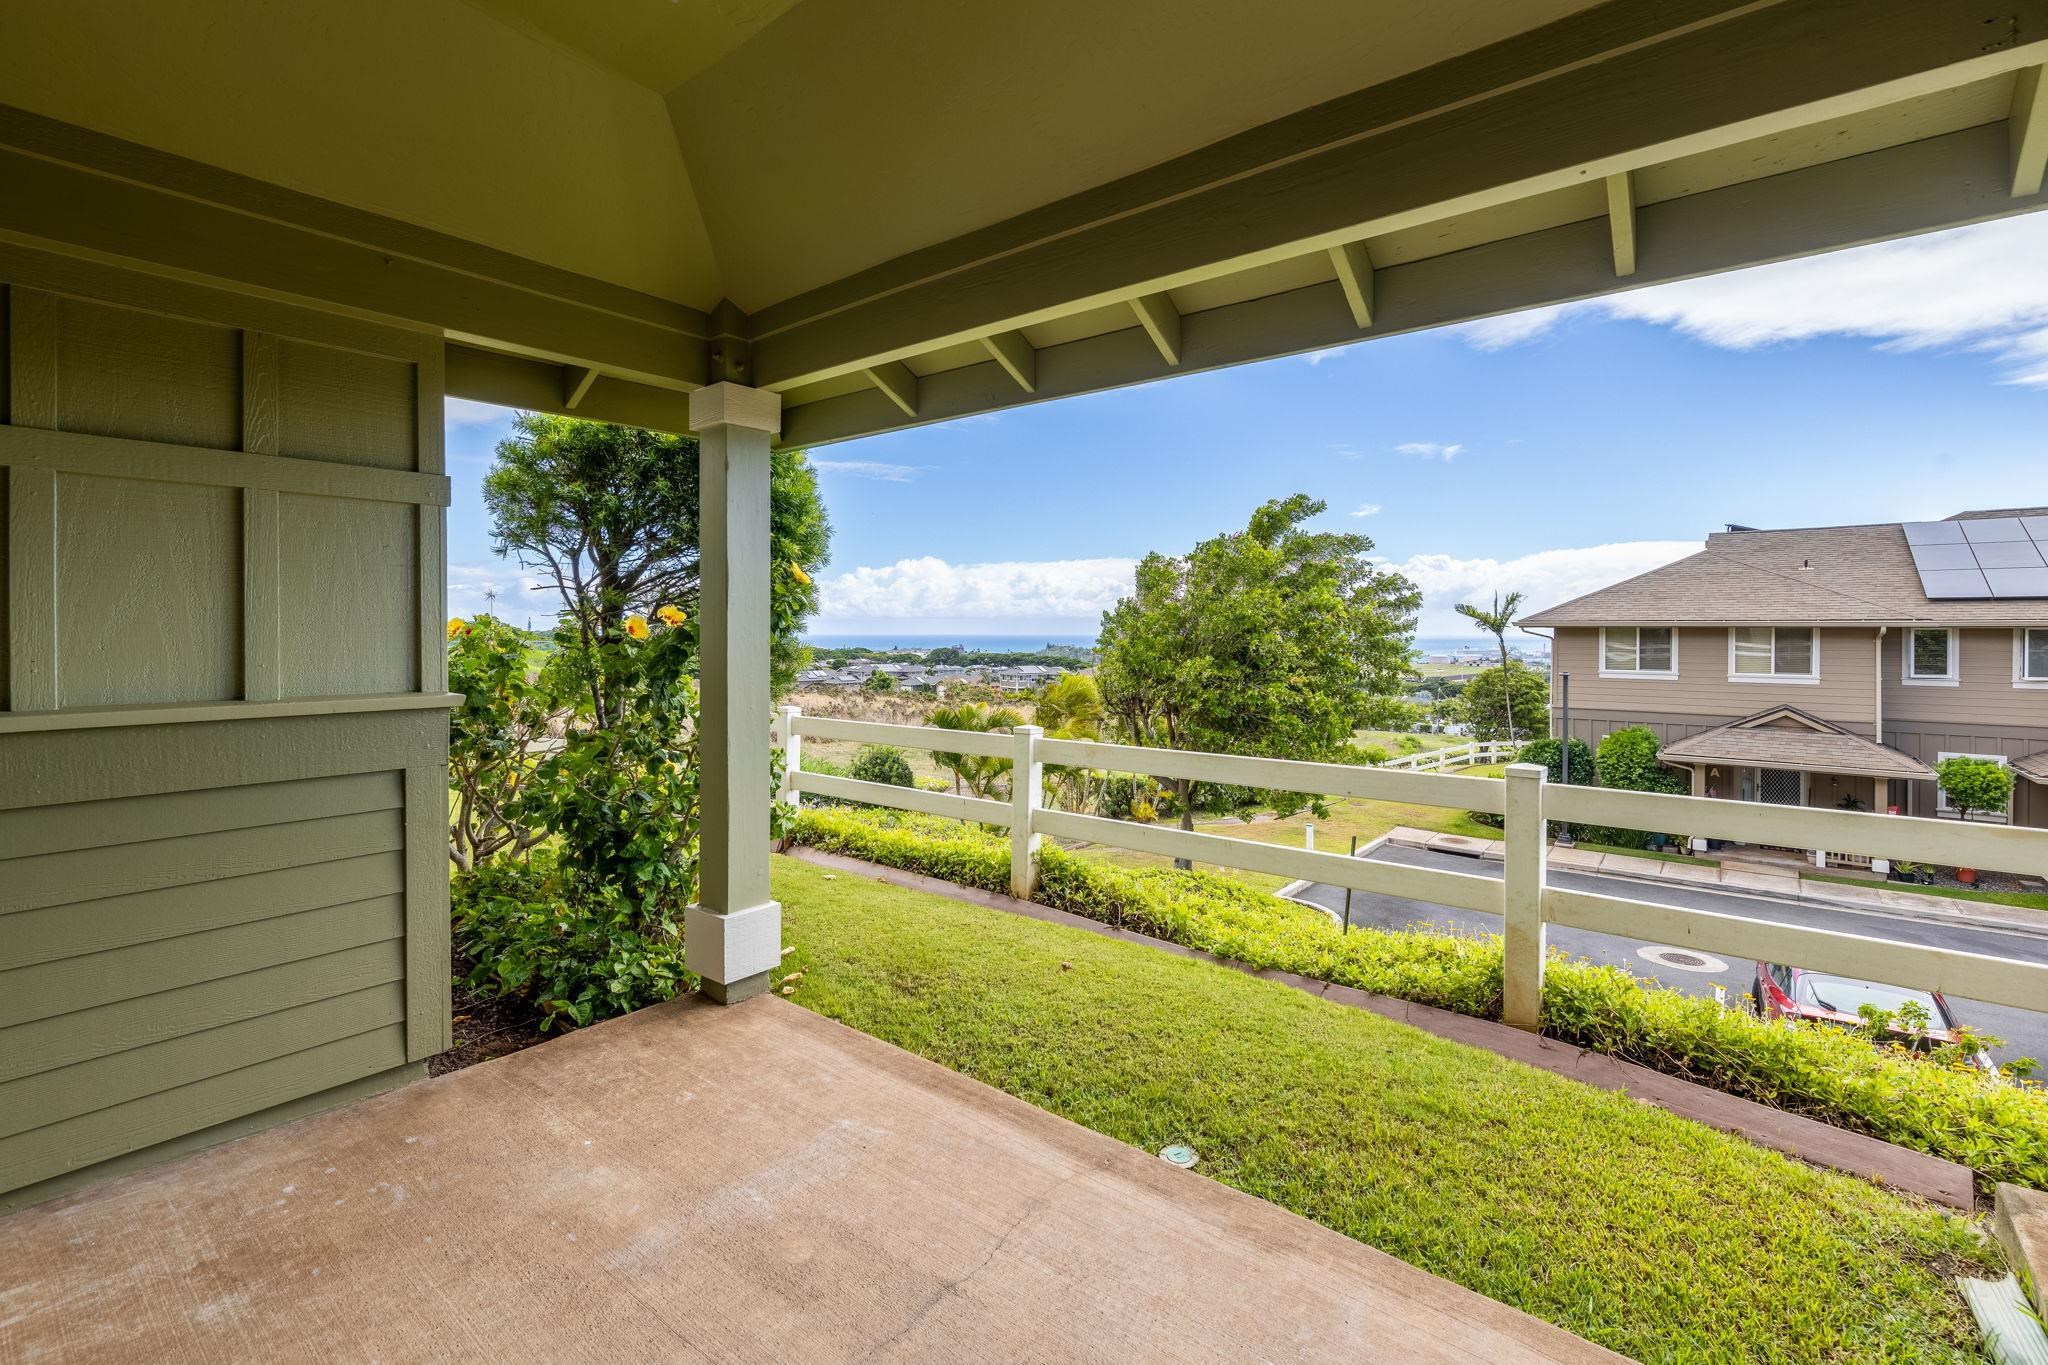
2,0,2045,447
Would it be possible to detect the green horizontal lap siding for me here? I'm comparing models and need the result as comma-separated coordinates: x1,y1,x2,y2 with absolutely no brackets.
1,265,449,1200
0,1025,409,1195
0,769,419,1194
0,941,406,1084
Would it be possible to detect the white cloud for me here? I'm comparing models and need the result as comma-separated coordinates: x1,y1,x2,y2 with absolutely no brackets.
1457,214,2048,384
809,459,924,481
1394,441,1464,460
447,562,562,626
1386,539,1701,635
1299,346,1349,366
1349,503,1382,518
446,397,513,427
817,555,1136,625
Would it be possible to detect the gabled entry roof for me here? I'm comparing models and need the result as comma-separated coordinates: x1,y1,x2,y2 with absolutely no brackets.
1660,706,1935,780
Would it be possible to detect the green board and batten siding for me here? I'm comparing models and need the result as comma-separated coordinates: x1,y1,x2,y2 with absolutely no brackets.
0,245,455,1208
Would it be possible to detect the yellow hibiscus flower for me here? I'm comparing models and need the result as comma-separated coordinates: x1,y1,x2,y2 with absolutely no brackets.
446,617,465,639
789,560,813,587
657,604,686,627
624,615,650,640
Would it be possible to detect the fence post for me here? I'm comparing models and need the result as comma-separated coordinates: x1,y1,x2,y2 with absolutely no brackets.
1502,761,1548,1031
1010,725,1044,901
778,705,802,810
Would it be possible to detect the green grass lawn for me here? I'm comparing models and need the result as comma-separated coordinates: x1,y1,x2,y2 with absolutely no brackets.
772,855,1995,1362
1353,728,1466,753
1807,872,2048,914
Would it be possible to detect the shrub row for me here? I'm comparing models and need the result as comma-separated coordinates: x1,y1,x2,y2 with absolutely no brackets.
786,805,2048,1190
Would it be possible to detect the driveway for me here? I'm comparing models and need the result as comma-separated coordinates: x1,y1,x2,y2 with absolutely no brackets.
1289,843,2048,1066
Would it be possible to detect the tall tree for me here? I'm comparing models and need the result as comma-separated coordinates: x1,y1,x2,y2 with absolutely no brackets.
1454,590,1526,741
483,413,830,716
1096,494,1419,856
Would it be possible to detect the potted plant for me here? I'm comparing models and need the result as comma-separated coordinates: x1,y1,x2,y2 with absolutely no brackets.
1933,756,2015,885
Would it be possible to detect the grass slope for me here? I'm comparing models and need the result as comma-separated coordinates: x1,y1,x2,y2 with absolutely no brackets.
772,854,1995,1363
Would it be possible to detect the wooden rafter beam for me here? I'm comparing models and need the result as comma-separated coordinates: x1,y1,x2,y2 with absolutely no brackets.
864,360,919,416
1328,240,1375,327
776,121,2048,448
0,105,711,389
1129,293,1182,365
2015,65,2048,198
563,365,600,410
981,330,1037,391
1606,172,1637,277
749,0,2048,390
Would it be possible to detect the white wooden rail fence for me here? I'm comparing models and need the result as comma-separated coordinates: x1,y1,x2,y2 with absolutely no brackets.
775,708,2048,1028
1374,738,1519,771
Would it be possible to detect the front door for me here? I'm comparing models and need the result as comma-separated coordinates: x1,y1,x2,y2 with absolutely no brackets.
1759,767,1804,806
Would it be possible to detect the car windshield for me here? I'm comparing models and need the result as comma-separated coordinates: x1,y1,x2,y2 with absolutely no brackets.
1794,975,1935,1018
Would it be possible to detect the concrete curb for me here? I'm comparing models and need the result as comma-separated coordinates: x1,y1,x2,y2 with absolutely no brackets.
785,845,1978,1209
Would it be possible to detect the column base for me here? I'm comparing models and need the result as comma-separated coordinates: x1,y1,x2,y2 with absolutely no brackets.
685,900,783,1003
700,970,773,1005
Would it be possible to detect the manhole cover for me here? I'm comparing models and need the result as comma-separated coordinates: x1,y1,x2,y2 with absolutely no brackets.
1159,1145,1199,1169
1635,945,1730,974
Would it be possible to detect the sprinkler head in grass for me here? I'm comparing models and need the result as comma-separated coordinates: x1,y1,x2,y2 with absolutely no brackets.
1159,1145,1198,1169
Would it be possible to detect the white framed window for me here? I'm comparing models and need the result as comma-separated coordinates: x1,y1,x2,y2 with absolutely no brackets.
1901,627,1958,686
1600,626,1676,678
2017,628,2048,688
1935,751,2011,824
1729,626,1817,683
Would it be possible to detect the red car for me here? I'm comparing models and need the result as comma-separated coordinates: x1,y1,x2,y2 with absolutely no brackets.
1753,963,1994,1069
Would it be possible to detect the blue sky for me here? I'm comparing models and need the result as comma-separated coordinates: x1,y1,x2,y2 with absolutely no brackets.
447,213,2048,637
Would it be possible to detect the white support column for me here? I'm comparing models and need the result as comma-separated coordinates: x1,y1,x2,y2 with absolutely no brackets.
1010,725,1044,901
687,382,784,1005
1501,762,1548,1031
778,705,803,810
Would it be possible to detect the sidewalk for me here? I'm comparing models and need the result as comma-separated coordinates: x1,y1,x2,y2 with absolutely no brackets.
1380,827,2048,937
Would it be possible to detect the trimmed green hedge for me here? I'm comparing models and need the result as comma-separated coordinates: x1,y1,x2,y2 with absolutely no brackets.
787,806,2048,1190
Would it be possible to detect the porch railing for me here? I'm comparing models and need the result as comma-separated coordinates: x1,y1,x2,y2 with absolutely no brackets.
1375,738,1519,771
776,708,2048,1028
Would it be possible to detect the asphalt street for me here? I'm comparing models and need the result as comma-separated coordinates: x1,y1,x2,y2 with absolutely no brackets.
1291,843,2048,1066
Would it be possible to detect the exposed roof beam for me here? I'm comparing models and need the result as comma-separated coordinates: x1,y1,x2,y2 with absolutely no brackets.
1327,241,1375,327
864,360,920,416
1606,172,1637,277
2015,65,2048,198
449,346,693,435
749,0,2048,390
1129,293,1182,365
778,120,2047,448
563,365,600,409
0,104,711,390
980,330,1037,392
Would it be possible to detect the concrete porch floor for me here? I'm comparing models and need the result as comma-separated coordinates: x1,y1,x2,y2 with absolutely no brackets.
0,995,1613,1363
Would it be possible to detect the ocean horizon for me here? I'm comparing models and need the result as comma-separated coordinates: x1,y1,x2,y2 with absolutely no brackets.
804,632,1097,653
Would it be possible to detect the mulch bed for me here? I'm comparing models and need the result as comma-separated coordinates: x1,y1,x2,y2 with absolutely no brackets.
427,950,553,1077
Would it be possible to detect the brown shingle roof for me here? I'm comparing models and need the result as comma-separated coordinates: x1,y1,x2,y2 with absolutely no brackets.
1660,706,1934,780
1522,512,2048,626
2016,751,2048,785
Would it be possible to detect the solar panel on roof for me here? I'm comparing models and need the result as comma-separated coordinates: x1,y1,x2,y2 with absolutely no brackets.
1919,568,1994,598
1910,542,1979,571
1904,519,2048,599
1972,540,2047,569
1960,517,2030,543
1985,567,2048,597
1903,520,1966,545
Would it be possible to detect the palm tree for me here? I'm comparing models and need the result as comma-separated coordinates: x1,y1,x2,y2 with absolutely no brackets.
1032,673,1106,810
1454,590,1526,741
928,701,1024,798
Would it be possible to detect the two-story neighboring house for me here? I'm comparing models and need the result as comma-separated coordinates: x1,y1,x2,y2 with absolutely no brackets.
1519,510,2048,830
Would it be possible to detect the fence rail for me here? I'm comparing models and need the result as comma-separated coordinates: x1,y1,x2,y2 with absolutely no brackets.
1375,738,1519,771
781,708,2048,1022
